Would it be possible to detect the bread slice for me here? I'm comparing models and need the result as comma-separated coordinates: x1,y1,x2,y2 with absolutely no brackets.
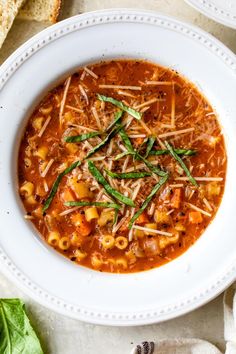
0,0,26,48
18,0,62,24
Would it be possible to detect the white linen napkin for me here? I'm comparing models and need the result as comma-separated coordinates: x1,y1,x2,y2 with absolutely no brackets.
131,339,223,354
131,284,236,354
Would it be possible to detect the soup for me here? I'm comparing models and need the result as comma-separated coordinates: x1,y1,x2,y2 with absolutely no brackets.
18,60,226,273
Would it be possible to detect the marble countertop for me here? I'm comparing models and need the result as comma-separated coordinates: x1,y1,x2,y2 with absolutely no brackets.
0,1,235,353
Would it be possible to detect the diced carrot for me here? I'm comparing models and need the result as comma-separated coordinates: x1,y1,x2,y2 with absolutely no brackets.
136,212,149,225
171,188,182,209
71,212,92,236
135,137,145,145
189,211,203,224
61,188,75,203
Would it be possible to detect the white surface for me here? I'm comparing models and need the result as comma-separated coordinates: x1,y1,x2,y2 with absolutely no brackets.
0,271,225,354
185,0,236,29
130,338,223,354
1,9,236,326
0,0,235,352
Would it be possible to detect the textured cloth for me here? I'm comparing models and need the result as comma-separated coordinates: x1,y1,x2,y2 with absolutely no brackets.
131,284,236,354
224,284,236,354
131,339,223,354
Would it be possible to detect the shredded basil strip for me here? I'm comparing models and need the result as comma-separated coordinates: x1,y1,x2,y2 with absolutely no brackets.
64,131,101,143
119,128,135,153
64,201,120,209
43,160,81,212
97,94,142,120
105,169,151,179
150,148,197,156
164,141,198,187
136,153,167,177
129,173,169,229
113,208,119,225
88,161,135,207
114,151,134,160
86,123,123,159
144,136,156,158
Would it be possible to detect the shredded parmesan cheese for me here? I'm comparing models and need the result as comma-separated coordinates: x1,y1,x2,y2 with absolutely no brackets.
148,202,155,216
59,76,71,125
65,105,83,113
59,206,80,216
203,197,213,211
157,137,166,150
171,82,175,127
169,184,184,188
79,84,89,105
129,134,146,138
41,159,54,178
89,156,106,161
118,90,136,97
91,106,101,129
134,98,159,109
206,112,216,117
132,183,141,201
24,215,34,220
133,225,173,237
158,127,195,138
176,177,223,182
38,116,51,138
43,180,49,192
166,209,174,216
145,81,173,85
99,84,141,90
139,119,152,134
185,202,212,217
80,70,86,80
84,67,98,79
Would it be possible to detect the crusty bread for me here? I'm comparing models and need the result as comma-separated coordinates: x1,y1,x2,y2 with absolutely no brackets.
18,0,61,24
0,0,26,48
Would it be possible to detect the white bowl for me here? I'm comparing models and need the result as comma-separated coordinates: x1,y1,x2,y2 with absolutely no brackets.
185,0,236,29
0,9,236,326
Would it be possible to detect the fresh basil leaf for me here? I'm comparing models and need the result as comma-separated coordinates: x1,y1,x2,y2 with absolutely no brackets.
97,94,142,120
0,299,43,354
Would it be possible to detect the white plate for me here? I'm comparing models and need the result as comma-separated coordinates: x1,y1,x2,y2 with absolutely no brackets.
0,9,236,326
185,0,236,29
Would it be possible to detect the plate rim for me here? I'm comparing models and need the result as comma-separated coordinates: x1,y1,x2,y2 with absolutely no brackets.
185,0,236,29
1,8,236,325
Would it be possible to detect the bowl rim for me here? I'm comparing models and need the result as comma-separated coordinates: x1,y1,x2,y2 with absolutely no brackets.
185,0,236,30
1,8,236,325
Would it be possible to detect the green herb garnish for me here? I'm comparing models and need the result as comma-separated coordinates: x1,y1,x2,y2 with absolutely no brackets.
86,123,123,159
150,148,197,156
97,94,142,120
64,131,101,143
164,141,198,187
105,169,151,179
114,151,134,161
144,136,156,158
137,153,167,177
119,128,135,153
0,299,43,354
128,173,169,229
43,160,81,212
88,161,135,207
113,208,119,225
64,201,120,209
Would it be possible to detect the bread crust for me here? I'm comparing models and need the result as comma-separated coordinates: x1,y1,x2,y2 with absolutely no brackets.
18,0,62,24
